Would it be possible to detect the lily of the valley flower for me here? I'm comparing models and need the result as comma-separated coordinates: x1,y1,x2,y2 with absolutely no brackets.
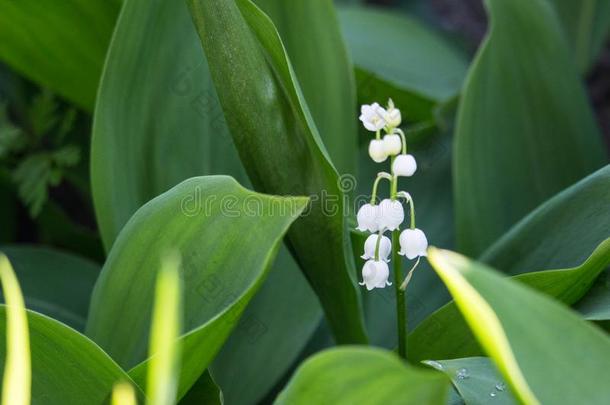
359,260,392,290
383,134,402,156
378,199,404,231
398,228,428,260
368,139,388,163
359,103,386,132
383,99,402,128
356,203,380,232
361,233,392,262
392,154,417,177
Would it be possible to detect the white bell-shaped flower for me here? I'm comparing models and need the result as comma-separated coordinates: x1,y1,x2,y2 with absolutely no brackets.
378,199,404,231
383,134,402,156
356,203,380,232
399,228,428,259
383,99,402,127
361,234,392,262
359,260,391,290
359,103,386,132
392,154,417,177
368,139,388,163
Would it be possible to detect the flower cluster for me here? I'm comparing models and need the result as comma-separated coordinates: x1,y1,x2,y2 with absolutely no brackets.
356,100,428,291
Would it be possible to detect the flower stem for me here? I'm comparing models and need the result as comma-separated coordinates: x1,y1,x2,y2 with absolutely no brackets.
392,229,406,358
389,155,406,359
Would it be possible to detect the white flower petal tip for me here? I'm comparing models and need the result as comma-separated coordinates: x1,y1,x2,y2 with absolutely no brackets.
368,140,388,163
398,228,428,260
359,103,387,132
360,260,390,290
384,99,402,127
356,203,380,233
382,134,402,156
392,154,417,177
378,199,404,231
361,234,392,261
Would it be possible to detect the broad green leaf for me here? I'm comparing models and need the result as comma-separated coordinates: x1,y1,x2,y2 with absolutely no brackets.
147,254,182,405
409,237,610,362
275,347,449,404
0,0,120,110
0,307,142,405
551,0,610,73
0,246,99,331
188,0,367,343
481,165,610,275
209,248,321,405
454,0,606,256
410,166,610,360
91,0,246,250
0,254,30,405
577,269,610,321
337,5,468,123
255,0,357,175
86,176,308,399
428,248,610,405
91,0,321,400
423,357,517,405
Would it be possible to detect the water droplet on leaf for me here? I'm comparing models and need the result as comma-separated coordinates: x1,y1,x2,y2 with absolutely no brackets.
423,360,443,370
456,367,469,380
495,382,506,391
490,392,497,398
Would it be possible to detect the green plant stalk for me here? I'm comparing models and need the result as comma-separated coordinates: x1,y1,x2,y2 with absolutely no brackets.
390,156,406,359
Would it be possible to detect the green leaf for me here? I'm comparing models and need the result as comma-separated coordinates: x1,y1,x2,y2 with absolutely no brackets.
91,0,247,250
146,254,182,405
410,166,610,360
454,0,606,256
12,153,53,217
409,237,610,362
577,269,610,321
179,371,222,405
337,5,468,123
91,0,322,400
86,176,308,400
254,0,357,175
423,357,517,405
0,307,142,405
427,248,610,405
0,254,30,405
481,165,610,275
209,247,321,405
0,246,99,331
551,0,610,73
188,0,367,343
0,0,120,110
111,382,138,405
275,347,449,405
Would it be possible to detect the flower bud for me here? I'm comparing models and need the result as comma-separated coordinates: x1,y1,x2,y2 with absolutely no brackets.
392,154,417,177
356,203,380,232
383,100,402,127
383,134,402,156
378,199,404,231
359,260,391,290
398,228,428,259
359,103,386,132
361,234,392,262
368,140,388,163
